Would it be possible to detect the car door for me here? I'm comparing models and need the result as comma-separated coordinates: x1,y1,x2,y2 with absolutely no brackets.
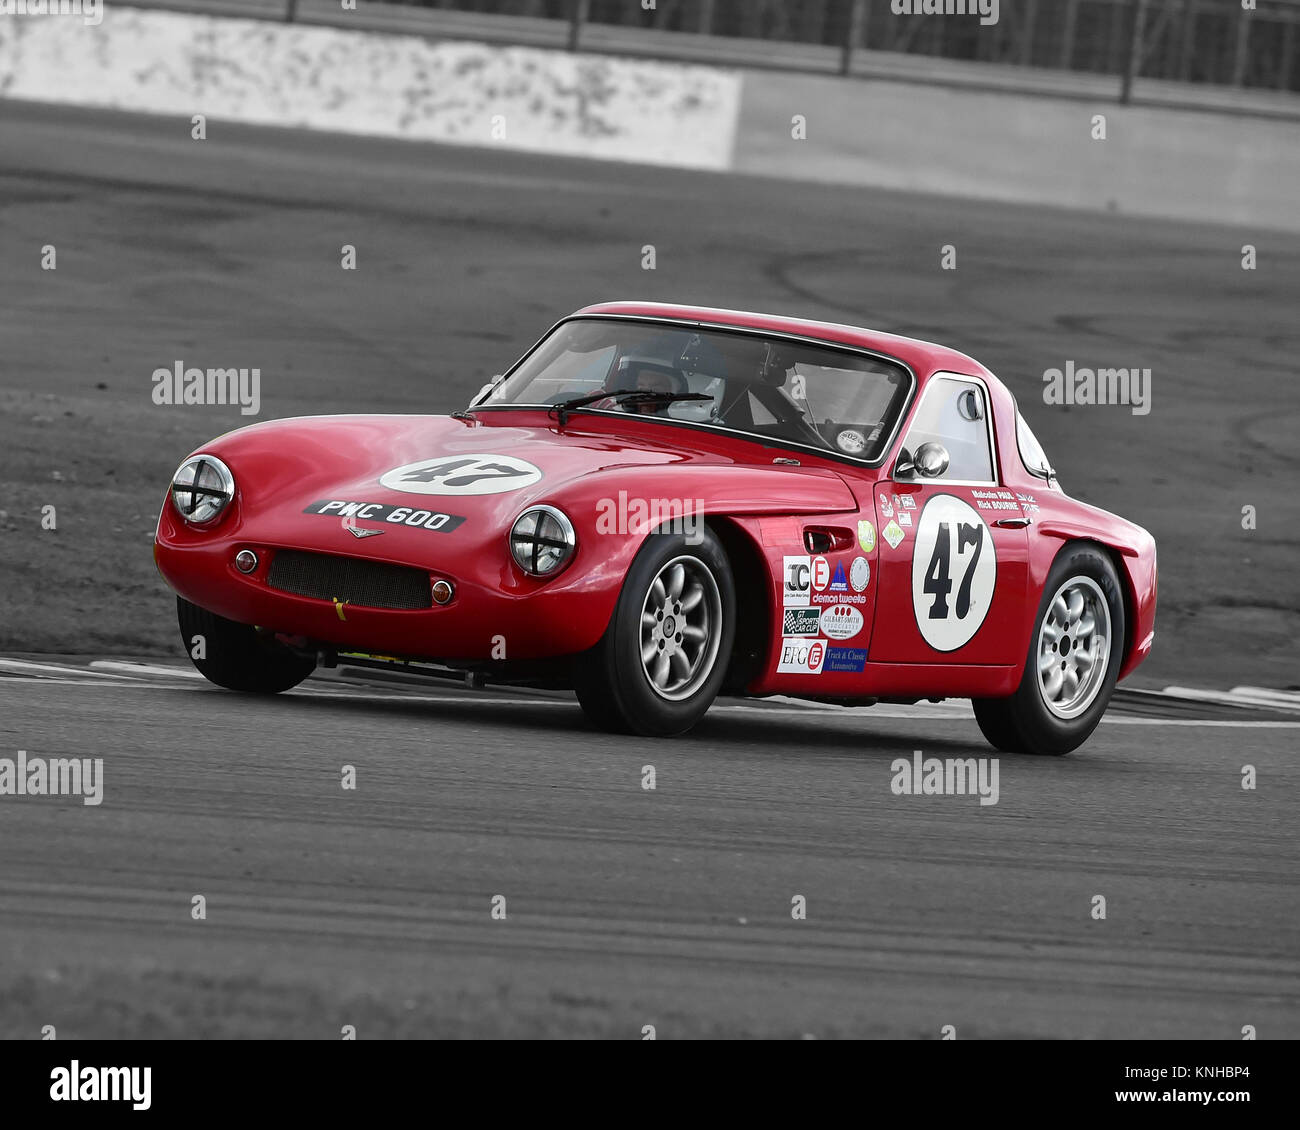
867,373,1031,666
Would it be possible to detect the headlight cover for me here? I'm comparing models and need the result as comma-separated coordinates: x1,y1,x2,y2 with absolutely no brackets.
510,505,576,577
170,455,235,525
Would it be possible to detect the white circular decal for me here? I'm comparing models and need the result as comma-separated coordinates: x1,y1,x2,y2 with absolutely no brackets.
911,494,997,653
811,555,830,593
850,556,870,592
380,454,541,496
820,604,864,640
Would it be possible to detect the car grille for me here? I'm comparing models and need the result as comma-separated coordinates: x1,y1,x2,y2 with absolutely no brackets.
267,550,432,610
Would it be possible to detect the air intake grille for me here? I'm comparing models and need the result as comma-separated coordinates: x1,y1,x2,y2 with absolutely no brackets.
267,550,432,610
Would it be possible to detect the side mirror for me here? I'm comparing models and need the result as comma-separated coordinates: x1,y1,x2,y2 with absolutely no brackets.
914,441,950,478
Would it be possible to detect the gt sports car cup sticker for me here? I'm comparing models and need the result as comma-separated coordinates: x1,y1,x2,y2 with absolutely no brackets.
857,520,876,553
883,519,905,549
380,454,542,496
783,607,821,636
777,637,826,674
820,604,863,640
911,493,997,652
850,556,870,592
783,555,811,606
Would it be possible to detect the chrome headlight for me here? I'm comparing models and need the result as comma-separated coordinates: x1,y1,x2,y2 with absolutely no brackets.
170,455,235,525
510,505,575,577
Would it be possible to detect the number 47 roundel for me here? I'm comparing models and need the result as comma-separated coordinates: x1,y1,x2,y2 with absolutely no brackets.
910,494,997,652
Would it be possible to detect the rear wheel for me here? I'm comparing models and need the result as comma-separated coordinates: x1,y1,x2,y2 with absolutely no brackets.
574,529,735,736
177,596,315,693
972,545,1124,756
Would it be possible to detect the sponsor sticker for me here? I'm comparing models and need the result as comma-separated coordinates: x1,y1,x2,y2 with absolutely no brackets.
825,646,867,673
857,519,876,554
783,555,811,606
900,493,917,510
811,555,831,593
812,593,866,605
782,607,821,636
820,604,864,640
828,561,849,592
850,556,870,592
777,637,826,674
304,500,465,532
898,511,913,528
380,454,541,496
878,493,894,519
883,519,905,549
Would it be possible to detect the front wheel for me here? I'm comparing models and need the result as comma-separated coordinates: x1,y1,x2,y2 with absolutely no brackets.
574,529,735,737
972,545,1125,756
177,597,315,693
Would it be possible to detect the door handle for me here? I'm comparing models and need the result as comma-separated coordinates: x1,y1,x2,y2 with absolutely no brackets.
993,516,1031,528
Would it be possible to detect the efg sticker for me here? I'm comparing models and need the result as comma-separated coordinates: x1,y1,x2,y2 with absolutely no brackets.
857,520,876,554
783,555,811,606
380,454,541,496
911,493,997,653
777,637,826,674
820,604,864,640
783,607,821,636
850,556,870,592
883,519,905,549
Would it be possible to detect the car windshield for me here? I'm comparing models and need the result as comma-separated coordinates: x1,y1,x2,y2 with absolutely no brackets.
478,318,912,462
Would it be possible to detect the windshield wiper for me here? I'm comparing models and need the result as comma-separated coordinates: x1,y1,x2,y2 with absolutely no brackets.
550,389,713,427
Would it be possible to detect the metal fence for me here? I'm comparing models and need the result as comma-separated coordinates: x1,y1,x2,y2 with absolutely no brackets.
369,0,1300,92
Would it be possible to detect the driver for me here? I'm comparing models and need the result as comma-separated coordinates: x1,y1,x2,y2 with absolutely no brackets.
628,365,677,415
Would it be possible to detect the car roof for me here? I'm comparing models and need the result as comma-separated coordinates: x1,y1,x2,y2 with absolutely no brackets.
572,301,998,388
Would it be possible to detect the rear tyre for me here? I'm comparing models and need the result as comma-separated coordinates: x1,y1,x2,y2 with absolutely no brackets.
972,545,1125,756
177,596,315,693
574,528,735,737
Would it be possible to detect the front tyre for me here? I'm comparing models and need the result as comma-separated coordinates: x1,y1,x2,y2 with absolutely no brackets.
972,545,1125,756
177,596,315,693
575,528,735,737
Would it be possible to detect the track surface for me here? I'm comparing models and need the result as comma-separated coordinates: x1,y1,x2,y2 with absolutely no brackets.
0,662,1298,1038
1,103,1298,1038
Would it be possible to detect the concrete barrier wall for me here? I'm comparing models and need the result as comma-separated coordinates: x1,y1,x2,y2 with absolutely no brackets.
0,7,742,170
1,6,1296,230
735,70,1300,232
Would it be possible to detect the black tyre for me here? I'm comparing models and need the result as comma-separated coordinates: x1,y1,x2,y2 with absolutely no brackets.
177,596,315,693
574,528,735,737
972,544,1125,756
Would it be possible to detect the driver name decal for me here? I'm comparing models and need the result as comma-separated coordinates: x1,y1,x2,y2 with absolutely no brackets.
911,493,997,653
380,454,542,496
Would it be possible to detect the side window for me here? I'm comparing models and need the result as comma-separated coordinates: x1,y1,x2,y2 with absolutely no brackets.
901,376,995,482
1016,412,1053,479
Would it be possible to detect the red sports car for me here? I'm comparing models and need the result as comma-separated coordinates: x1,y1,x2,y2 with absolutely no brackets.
155,302,1156,754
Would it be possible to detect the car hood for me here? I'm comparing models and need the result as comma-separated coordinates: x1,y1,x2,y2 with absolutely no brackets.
192,412,861,535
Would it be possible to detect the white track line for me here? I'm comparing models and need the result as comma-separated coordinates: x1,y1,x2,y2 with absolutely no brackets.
89,660,204,680
1161,685,1300,713
1231,686,1300,707
1,675,1298,727
0,658,135,680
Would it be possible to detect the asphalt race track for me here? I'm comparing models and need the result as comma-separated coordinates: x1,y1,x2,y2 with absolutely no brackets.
1,103,1298,1038
0,660,1297,1038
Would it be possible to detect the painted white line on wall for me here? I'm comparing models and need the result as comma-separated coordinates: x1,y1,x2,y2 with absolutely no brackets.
1161,686,1300,713
0,659,136,680
90,660,205,680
